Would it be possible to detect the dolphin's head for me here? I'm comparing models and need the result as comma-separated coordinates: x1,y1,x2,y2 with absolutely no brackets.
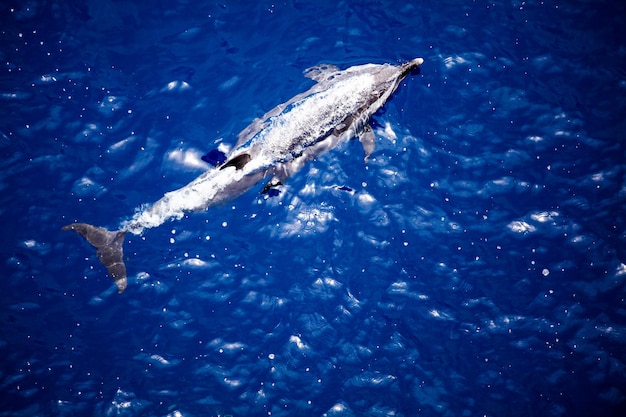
401,57,424,78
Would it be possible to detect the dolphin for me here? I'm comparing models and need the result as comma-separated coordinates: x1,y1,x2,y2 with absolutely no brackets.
63,57,424,293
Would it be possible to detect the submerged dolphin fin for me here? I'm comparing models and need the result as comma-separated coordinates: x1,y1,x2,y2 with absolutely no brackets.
201,149,227,167
62,223,127,293
303,64,339,82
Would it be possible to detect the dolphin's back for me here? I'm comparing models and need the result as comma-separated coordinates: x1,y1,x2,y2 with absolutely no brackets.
233,61,411,168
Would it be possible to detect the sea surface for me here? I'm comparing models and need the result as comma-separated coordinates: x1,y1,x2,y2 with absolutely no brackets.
1,1,625,416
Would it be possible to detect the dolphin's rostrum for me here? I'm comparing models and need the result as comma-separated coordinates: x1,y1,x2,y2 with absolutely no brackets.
63,57,424,293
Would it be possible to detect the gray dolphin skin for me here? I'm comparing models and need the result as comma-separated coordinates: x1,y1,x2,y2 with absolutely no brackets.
63,57,424,293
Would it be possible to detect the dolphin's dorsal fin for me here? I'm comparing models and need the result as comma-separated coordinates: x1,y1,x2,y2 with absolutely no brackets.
220,153,251,170
62,223,127,293
304,64,339,82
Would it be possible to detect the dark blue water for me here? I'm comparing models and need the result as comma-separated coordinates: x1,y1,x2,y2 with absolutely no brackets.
2,1,625,416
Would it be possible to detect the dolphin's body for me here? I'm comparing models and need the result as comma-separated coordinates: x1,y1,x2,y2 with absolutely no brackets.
63,57,424,293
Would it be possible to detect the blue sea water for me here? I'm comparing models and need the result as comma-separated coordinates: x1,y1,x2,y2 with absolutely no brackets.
1,0,625,416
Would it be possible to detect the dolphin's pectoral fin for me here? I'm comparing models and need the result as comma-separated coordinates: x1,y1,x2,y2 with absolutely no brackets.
359,124,376,161
304,64,340,82
261,178,283,195
261,158,304,195
62,223,128,293
220,153,251,170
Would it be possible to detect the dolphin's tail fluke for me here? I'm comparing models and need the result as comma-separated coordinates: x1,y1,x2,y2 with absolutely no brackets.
62,223,128,293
